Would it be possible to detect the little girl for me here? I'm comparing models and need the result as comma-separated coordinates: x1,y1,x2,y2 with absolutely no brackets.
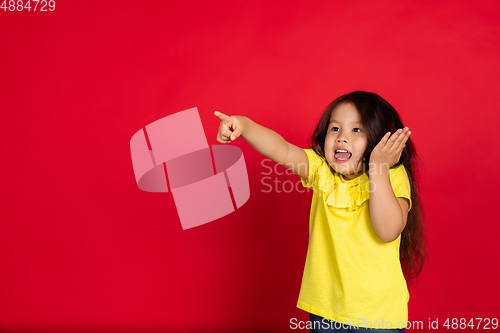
214,91,425,332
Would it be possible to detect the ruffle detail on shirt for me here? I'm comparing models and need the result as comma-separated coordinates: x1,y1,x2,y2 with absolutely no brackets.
324,173,371,212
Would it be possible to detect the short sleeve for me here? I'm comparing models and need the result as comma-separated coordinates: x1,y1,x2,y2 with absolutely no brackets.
389,164,412,212
300,149,326,189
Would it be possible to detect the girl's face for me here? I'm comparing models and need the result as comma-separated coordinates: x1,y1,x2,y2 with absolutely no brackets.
324,102,368,181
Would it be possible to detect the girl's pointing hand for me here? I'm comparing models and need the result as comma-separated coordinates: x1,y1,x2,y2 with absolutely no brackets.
214,111,245,144
369,127,411,168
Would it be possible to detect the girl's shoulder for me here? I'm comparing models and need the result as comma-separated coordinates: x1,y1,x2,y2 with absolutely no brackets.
302,148,330,175
303,148,327,165
389,164,410,183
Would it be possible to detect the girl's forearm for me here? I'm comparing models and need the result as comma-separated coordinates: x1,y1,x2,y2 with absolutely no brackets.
236,116,290,165
368,164,405,242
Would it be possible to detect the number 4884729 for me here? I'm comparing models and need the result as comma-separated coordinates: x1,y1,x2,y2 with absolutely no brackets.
1,0,55,11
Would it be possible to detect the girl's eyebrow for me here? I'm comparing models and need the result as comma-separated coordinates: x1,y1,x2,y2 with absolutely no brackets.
329,119,362,125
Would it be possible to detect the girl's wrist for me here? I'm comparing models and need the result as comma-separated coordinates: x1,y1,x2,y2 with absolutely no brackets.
234,115,249,139
368,161,390,177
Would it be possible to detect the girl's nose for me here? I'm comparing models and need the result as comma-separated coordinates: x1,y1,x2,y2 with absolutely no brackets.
336,137,348,143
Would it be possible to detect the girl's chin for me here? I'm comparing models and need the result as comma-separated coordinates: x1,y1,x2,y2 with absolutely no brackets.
328,158,363,173
331,164,363,176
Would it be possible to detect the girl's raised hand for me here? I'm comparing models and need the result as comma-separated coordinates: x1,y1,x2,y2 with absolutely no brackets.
214,111,245,144
369,127,411,168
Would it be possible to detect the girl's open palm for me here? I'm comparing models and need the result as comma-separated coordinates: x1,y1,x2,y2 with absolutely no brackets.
369,127,411,168
214,111,244,143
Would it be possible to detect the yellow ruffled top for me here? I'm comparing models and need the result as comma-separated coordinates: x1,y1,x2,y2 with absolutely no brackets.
297,148,412,328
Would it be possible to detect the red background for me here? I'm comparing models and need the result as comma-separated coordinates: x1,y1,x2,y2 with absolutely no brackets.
1,1,499,332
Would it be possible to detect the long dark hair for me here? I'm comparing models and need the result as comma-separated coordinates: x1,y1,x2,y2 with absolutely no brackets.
306,91,426,282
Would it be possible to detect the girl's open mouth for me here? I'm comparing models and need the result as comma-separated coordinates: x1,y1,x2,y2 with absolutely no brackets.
334,149,352,163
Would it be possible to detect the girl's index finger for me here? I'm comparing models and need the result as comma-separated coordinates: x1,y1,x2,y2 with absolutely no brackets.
381,132,391,144
214,111,229,121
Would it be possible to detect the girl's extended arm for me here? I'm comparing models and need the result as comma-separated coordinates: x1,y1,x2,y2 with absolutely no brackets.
368,128,412,242
214,111,309,179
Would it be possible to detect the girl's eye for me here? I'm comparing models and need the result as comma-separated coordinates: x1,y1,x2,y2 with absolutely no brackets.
331,127,362,132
